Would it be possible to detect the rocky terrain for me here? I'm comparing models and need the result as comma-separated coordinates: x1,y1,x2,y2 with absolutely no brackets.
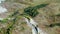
0,0,60,34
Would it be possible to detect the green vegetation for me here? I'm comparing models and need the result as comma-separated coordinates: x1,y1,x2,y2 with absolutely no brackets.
6,18,17,34
0,19,8,23
24,6,39,17
9,10,19,17
24,4,48,17
47,23,60,27
55,14,60,16
0,3,48,34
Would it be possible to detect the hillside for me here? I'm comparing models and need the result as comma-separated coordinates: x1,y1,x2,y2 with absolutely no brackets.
0,0,60,34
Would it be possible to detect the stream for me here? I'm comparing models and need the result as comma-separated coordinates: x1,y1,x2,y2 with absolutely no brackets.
24,17,47,34
0,0,47,34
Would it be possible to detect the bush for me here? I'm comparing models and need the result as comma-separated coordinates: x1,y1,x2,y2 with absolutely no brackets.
24,4,48,17
24,7,39,17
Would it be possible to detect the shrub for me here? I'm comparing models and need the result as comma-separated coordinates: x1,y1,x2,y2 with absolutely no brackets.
24,4,48,17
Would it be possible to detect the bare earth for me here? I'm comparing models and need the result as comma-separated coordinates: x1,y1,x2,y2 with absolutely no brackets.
0,0,60,34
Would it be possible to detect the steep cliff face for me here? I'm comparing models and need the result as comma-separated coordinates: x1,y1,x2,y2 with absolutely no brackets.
0,0,60,34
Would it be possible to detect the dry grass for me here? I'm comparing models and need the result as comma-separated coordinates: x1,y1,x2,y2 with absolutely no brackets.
0,0,60,34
